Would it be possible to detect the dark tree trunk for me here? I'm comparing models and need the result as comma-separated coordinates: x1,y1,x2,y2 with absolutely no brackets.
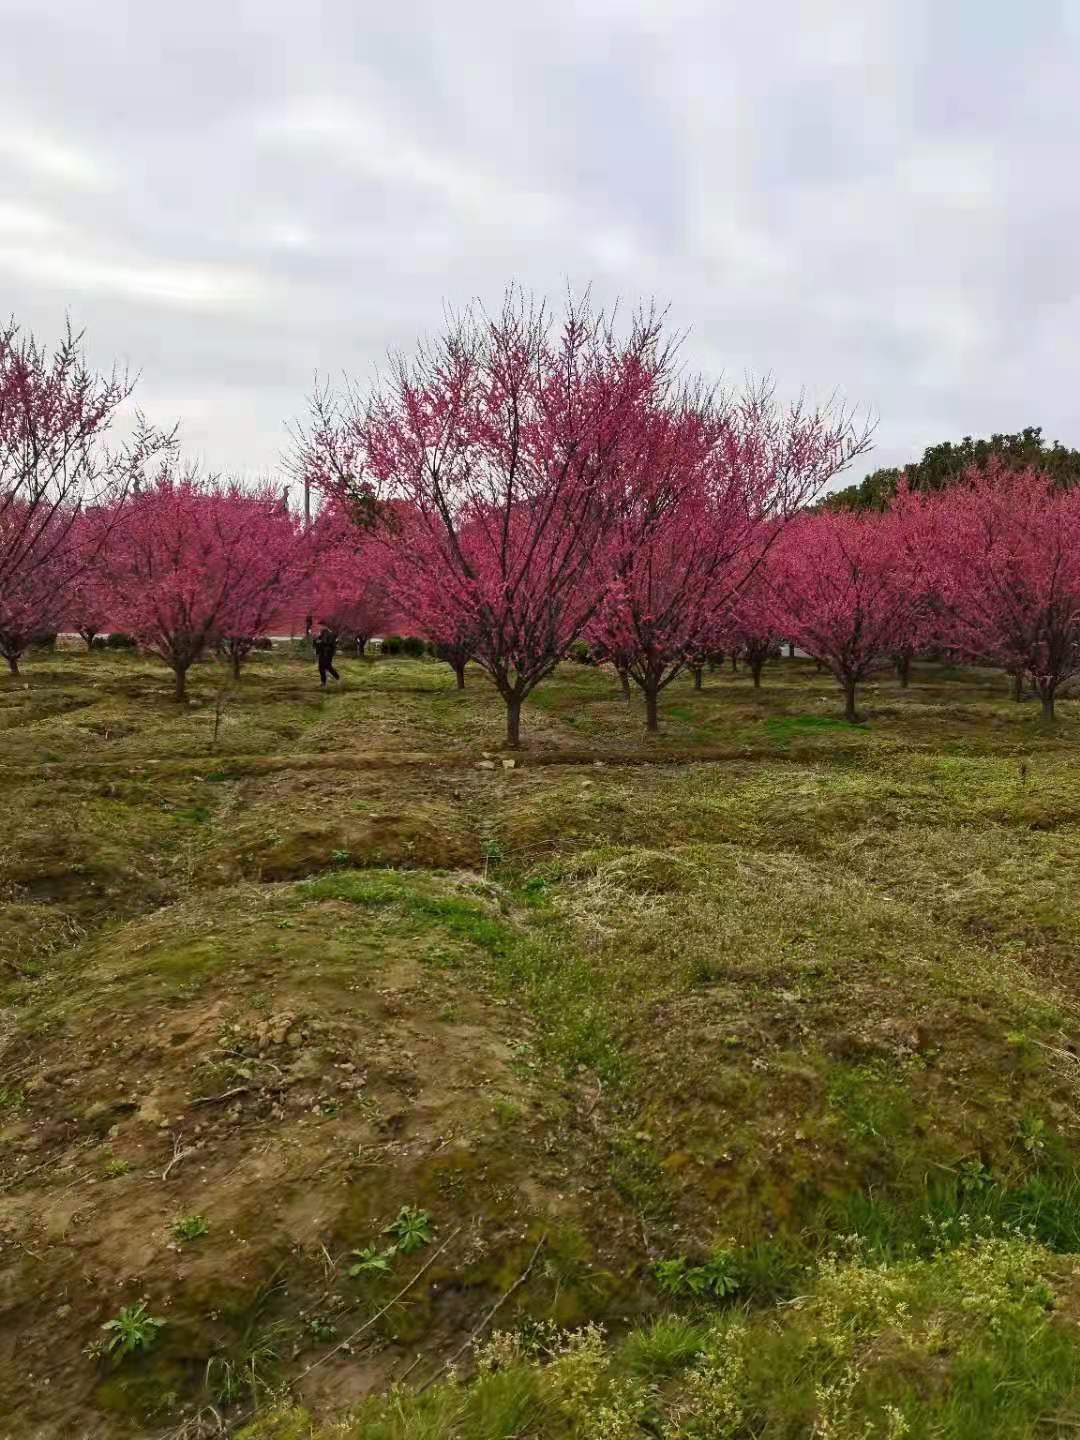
618,668,631,700
751,658,763,688
81,629,98,651
645,686,659,731
454,661,466,689
730,654,738,672
1041,691,1056,721
174,666,188,702
815,659,825,673
1010,670,1024,702
505,695,522,748
231,650,242,680
6,655,18,676
843,678,858,723
788,642,795,658
896,654,911,688
692,667,703,690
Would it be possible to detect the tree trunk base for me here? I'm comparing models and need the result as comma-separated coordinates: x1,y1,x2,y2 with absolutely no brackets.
645,689,659,731
505,698,522,747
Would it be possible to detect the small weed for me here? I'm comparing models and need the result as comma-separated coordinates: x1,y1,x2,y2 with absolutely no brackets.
204,1321,293,1408
330,848,351,866
103,1156,133,1179
1017,1114,1047,1155
481,837,504,878
654,1248,741,1301
173,1215,209,1242
959,1157,994,1192
100,1301,166,1357
304,1314,338,1342
348,1245,395,1278
493,1096,522,1126
384,1205,434,1253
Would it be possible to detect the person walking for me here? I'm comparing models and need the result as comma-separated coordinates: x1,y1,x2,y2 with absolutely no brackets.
313,627,340,687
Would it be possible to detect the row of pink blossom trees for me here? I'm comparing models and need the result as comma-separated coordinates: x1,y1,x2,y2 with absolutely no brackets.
0,318,399,697
683,464,1080,725
7,303,1080,740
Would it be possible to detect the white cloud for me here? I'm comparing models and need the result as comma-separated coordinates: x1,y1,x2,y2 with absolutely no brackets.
0,126,111,189
260,98,559,228
0,242,270,311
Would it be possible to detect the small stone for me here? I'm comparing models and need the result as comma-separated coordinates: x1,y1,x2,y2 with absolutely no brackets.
475,760,496,771
501,758,516,769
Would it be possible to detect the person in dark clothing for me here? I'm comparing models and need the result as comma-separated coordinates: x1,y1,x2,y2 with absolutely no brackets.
313,628,340,686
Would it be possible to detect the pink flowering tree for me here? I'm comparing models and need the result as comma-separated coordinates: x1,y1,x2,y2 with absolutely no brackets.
103,471,306,698
768,510,917,721
66,511,113,650
723,551,788,689
307,503,394,655
934,463,1080,719
0,319,173,674
296,290,681,746
876,482,944,687
587,383,872,730
0,501,70,672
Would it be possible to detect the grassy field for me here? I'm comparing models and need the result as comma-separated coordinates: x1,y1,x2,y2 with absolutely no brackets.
4,646,1080,1438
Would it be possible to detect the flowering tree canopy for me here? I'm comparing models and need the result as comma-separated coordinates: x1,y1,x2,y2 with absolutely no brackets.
934,463,1080,719
102,470,305,697
0,319,173,673
307,502,393,653
768,510,912,721
297,289,684,745
587,382,872,728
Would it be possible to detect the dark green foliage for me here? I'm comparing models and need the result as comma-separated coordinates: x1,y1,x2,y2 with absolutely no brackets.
824,426,1080,511
105,631,137,649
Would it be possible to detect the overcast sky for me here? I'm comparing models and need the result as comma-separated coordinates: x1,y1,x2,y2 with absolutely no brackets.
1,0,1077,488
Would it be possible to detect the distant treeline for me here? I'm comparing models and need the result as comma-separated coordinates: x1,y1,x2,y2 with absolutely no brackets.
822,426,1080,511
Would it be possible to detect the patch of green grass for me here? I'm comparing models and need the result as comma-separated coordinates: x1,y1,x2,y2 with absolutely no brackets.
826,1060,916,1143
765,712,864,744
618,1315,708,1379
172,804,211,824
